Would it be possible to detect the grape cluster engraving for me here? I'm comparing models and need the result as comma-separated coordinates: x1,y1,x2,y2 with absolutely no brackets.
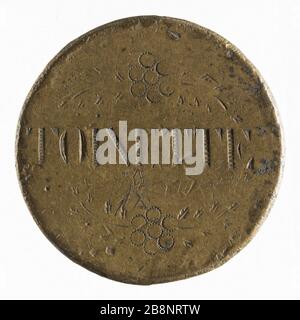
130,207,176,255
128,52,174,104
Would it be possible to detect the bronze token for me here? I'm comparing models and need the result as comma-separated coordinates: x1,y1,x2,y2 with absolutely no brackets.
16,16,283,284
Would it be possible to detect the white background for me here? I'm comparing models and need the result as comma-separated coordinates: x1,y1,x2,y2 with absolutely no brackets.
0,0,299,300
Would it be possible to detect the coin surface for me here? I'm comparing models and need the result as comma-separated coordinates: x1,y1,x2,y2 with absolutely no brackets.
16,16,283,284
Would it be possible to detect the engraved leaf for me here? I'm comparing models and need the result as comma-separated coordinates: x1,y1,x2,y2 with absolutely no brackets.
177,207,189,220
183,240,193,248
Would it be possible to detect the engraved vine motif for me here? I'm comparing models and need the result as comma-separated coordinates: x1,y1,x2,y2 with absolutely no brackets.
128,52,174,104
130,206,176,255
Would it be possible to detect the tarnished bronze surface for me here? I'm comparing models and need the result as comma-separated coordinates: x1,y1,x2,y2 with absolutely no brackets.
16,16,283,284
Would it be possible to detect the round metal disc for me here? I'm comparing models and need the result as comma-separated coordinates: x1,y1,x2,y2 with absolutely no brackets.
16,16,283,284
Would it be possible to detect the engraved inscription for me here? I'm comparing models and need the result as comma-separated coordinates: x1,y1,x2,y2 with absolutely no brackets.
78,128,86,163
59,130,67,164
28,126,261,172
38,128,44,165
226,128,234,169
92,128,98,166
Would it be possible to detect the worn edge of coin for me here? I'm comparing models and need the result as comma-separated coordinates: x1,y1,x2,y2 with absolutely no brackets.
15,15,285,285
